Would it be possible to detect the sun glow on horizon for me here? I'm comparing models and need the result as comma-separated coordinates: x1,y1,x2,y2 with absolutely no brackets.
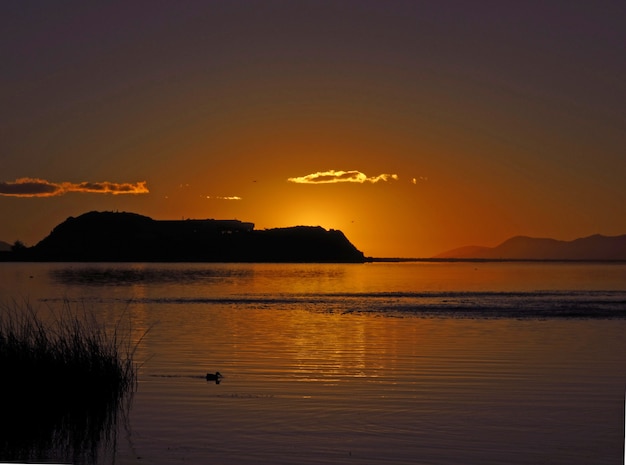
278,205,345,231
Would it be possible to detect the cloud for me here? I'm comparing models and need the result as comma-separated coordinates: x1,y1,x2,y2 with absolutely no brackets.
206,196,242,200
0,178,149,197
288,170,399,184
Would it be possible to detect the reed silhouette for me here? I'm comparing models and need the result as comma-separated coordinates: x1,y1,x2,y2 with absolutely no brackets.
0,301,147,464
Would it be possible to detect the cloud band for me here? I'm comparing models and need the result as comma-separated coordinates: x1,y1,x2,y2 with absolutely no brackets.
288,170,399,184
0,178,149,197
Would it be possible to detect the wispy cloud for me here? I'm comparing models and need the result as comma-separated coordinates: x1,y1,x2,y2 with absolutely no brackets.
206,196,242,200
0,178,149,197
288,170,399,184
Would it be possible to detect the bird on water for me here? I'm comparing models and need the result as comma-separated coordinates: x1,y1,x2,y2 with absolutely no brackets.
206,372,223,382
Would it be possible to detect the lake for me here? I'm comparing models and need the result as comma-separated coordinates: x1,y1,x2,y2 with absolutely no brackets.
1,261,626,464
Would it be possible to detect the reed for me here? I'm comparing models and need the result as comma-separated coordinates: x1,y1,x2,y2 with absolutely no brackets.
0,301,139,400
0,300,146,463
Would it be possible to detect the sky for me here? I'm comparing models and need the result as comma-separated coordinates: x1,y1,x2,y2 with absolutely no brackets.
1,1,625,258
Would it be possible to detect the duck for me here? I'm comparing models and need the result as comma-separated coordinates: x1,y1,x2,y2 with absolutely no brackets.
206,372,223,382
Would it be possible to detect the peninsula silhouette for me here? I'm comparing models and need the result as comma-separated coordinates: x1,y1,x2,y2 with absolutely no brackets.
2,211,365,263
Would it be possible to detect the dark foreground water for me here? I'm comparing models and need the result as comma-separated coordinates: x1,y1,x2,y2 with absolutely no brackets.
1,262,626,464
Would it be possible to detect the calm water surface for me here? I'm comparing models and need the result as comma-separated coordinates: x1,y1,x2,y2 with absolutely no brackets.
1,262,626,464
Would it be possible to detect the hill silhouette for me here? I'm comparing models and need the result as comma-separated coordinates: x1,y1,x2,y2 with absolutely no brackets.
434,234,626,260
3,211,365,263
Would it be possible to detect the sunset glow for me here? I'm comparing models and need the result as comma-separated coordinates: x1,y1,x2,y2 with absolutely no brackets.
1,2,624,257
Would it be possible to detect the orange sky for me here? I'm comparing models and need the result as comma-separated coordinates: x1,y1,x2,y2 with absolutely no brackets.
1,1,625,257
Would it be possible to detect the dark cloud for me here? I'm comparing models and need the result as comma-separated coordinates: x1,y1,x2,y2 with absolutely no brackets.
0,178,149,197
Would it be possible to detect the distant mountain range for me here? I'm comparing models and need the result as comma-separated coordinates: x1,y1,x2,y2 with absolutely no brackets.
0,211,365,263
0,240,11,252
434,234,626,260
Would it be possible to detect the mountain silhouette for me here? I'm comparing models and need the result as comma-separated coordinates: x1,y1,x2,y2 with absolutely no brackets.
4,211,365,263
434,234,626,260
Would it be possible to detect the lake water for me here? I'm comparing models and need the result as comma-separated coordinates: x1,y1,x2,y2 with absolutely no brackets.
1,261,626,464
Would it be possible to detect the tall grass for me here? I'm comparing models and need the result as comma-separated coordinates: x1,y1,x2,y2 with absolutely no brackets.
0,300,147,464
